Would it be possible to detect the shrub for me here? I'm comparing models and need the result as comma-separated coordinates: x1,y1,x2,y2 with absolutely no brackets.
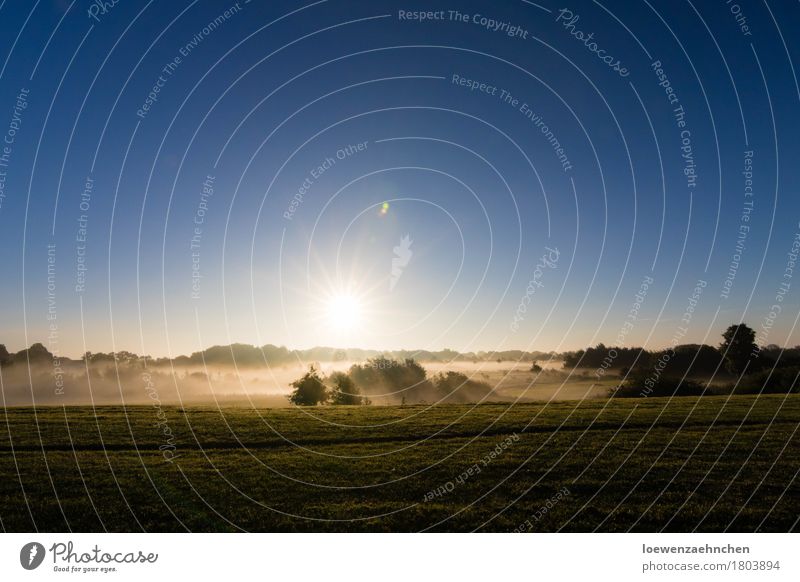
611,370,705,398
735,366,800,394
288,366,328,405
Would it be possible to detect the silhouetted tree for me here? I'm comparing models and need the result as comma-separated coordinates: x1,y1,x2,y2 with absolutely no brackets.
13,342,52,362
562,344,649,370
720,323,758,375
329,371,369,405
288,366,328,405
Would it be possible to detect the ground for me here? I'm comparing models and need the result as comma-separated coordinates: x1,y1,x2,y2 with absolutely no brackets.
1,395,798,532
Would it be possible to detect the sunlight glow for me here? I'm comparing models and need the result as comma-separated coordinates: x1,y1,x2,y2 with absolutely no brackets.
326,293,363,331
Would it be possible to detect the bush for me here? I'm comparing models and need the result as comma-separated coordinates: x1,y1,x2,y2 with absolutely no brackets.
288,366,328,405
611,370,706,398
735,366,800,394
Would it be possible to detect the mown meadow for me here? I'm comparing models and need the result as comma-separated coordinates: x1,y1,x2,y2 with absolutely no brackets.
1,395,798,532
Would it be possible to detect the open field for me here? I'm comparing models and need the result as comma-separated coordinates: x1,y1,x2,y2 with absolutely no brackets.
1,395,799,532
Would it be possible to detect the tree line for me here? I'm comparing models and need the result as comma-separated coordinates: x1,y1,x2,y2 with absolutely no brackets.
560,323,800,397
288,356,493,406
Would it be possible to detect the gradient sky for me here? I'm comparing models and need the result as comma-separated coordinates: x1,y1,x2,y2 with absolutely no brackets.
0,0,799,358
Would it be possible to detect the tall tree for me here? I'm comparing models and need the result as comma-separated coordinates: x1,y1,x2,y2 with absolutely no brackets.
720,323,757,375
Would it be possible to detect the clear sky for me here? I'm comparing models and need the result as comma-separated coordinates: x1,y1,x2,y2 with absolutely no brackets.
0,0,799,358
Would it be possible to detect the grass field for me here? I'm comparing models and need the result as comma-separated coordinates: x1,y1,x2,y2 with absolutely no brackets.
1,395,799,532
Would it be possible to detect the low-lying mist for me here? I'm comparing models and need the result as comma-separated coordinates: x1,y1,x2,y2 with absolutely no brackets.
0,354,591,407
1,361,350,407
2,359,561,407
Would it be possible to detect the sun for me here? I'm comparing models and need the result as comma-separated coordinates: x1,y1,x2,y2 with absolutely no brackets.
326,293,363,331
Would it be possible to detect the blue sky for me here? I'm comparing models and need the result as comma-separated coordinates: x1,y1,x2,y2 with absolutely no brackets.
0,0,798,357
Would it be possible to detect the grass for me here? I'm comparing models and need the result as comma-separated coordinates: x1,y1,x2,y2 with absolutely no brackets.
1,394,798,532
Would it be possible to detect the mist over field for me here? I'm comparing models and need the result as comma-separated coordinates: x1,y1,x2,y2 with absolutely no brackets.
4,330,798,406
0,353,581,407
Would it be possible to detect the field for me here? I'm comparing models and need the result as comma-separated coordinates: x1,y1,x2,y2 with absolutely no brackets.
1,395,799,532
